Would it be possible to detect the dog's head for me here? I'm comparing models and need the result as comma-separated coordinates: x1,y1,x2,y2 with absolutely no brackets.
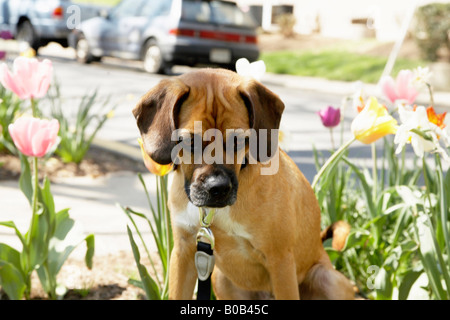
133,69,284,208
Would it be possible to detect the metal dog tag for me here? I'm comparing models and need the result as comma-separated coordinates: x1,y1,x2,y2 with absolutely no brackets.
195,251,215,281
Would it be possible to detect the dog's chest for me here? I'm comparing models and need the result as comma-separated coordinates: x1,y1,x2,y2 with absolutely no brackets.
173,203,270,290
173,203,253,241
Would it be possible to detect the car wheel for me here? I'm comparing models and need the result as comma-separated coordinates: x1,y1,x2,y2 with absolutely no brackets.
76,35,97,64
143,41,166,74
16,20,39,51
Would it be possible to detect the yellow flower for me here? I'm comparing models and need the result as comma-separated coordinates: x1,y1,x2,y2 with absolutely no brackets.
351,97,398,144
20,48,36,58
138,138,173,176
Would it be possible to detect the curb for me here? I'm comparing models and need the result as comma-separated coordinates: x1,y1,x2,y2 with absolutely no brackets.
92,138,142,163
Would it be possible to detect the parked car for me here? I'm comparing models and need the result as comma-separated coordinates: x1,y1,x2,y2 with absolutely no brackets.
0,0,100,50
69,0,260,73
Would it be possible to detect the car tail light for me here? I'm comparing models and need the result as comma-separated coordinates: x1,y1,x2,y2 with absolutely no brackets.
53,6,64,18
169,28,196,37
170,28,257,44
245,36,258,44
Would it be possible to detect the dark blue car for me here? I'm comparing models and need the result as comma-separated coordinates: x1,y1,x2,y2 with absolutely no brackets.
70,0,260,74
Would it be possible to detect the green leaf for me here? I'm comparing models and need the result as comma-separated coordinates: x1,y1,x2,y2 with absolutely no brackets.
399,269,423,300
18,154,33,205
342,229,371,251
84,234,95,270
127,226,161,300
0,221,26,247
0,261,27,300
416,214,447,299
46,210,85,276
0,244,22,273
324,247,340,264
375,267,393,300
27,206,50,270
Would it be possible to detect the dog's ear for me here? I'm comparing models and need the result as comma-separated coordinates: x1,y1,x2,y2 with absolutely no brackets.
238,80,285,162
133,78,190,165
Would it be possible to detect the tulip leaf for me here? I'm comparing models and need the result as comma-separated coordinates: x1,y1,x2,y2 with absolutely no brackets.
127,226,161,300
375,267,393,300
416,214,447,299
18,154,33,205
84,234,95,270
27,206,49,270
399,269,422,300
0,260,27,300
0,221,26,247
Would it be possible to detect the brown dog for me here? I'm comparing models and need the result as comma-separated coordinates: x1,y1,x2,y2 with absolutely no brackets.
133,68,354,300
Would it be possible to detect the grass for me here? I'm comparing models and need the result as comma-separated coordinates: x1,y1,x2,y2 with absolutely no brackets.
74,0,120,6
261,50,427,83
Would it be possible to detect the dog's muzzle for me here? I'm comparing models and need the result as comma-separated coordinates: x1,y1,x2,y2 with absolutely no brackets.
186,166,238,208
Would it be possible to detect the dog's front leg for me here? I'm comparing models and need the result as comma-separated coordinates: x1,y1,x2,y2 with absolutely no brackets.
169,229,198,300
267,252,300,300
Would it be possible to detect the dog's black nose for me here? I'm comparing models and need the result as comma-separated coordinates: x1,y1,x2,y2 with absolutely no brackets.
187,165,238,208
205,175,233,199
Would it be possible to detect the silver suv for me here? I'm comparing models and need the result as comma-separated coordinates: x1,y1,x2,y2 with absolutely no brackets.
70,0,260,74
0,0,99,50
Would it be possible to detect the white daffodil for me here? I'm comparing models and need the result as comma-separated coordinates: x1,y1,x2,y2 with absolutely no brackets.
235,58,266,81
351,81,369,113
412,66,432,88
394,105,449,161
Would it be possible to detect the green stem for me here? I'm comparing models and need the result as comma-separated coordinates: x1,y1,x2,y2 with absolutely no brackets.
159,175,171,299
24,156,39,300
312,137,356,189
435,155,450,272
426,83,434,107
372,143,377,202
30,98,37,117
28,157,39,246
329,128,335,151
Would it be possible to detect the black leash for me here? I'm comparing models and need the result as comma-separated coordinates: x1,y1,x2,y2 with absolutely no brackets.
195,208,216,300
196,241,214,300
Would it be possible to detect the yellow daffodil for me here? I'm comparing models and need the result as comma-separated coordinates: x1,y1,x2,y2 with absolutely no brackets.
351,97,398,144
138,138,173,176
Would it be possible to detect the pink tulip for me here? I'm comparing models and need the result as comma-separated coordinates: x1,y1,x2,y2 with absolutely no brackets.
0,57,53,100
9,117,60,158
379,70,418,105
318,106,341,128
0,30,13,40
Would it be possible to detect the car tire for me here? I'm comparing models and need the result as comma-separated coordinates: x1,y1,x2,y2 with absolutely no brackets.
143,40,167,74
16,20,40,51
76,34,98,64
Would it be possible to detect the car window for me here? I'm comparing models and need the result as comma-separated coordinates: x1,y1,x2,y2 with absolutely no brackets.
139,0,173,18
181,0,256,28
109,0,146,20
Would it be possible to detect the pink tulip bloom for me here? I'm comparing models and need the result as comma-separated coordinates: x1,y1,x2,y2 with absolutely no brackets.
0,57,53,100
9,117,60,158
379,70,418,104
318,106,341,128
0,30,13,40
0,51,5,60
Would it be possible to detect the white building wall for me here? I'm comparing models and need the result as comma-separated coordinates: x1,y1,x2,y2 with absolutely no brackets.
235,0,450,42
